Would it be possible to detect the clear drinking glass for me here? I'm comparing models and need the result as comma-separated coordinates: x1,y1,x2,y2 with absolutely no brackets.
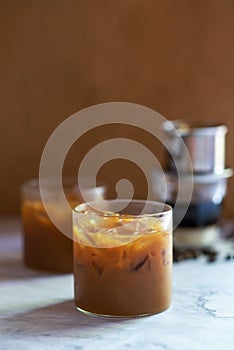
73,199,172,317
21,178,104,273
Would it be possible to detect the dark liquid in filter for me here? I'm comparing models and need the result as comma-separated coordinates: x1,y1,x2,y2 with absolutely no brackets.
170,202,222,227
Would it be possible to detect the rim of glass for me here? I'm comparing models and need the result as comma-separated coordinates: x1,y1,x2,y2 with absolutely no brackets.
73,199,172,218
21,177,105,191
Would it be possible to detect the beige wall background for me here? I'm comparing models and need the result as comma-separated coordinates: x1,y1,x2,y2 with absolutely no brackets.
1,0,234,216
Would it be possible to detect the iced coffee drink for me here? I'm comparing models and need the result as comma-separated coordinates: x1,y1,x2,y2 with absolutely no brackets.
73,200,172,317
21,178,103,273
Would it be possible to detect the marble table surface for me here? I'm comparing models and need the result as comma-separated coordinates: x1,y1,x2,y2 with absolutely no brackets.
0,218,234,350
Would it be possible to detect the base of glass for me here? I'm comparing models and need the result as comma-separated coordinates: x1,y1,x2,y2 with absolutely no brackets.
76,305,170,319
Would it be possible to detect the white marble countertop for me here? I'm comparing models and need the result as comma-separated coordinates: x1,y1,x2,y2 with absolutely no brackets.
0,218,234,350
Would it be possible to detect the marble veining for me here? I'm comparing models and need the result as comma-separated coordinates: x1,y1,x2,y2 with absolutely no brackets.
196,289,219,317
0,219,234,350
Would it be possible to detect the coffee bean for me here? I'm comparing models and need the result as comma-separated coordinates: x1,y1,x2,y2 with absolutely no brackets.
173,246,219,263
207,255,217,263
225,254,231,261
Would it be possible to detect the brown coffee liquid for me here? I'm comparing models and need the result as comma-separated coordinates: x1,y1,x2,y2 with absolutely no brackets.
74,227,172,316
22,200,75,273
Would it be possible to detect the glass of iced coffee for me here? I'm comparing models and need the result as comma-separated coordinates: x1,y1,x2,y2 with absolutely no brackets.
73,199,172,317
21,178,103,273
